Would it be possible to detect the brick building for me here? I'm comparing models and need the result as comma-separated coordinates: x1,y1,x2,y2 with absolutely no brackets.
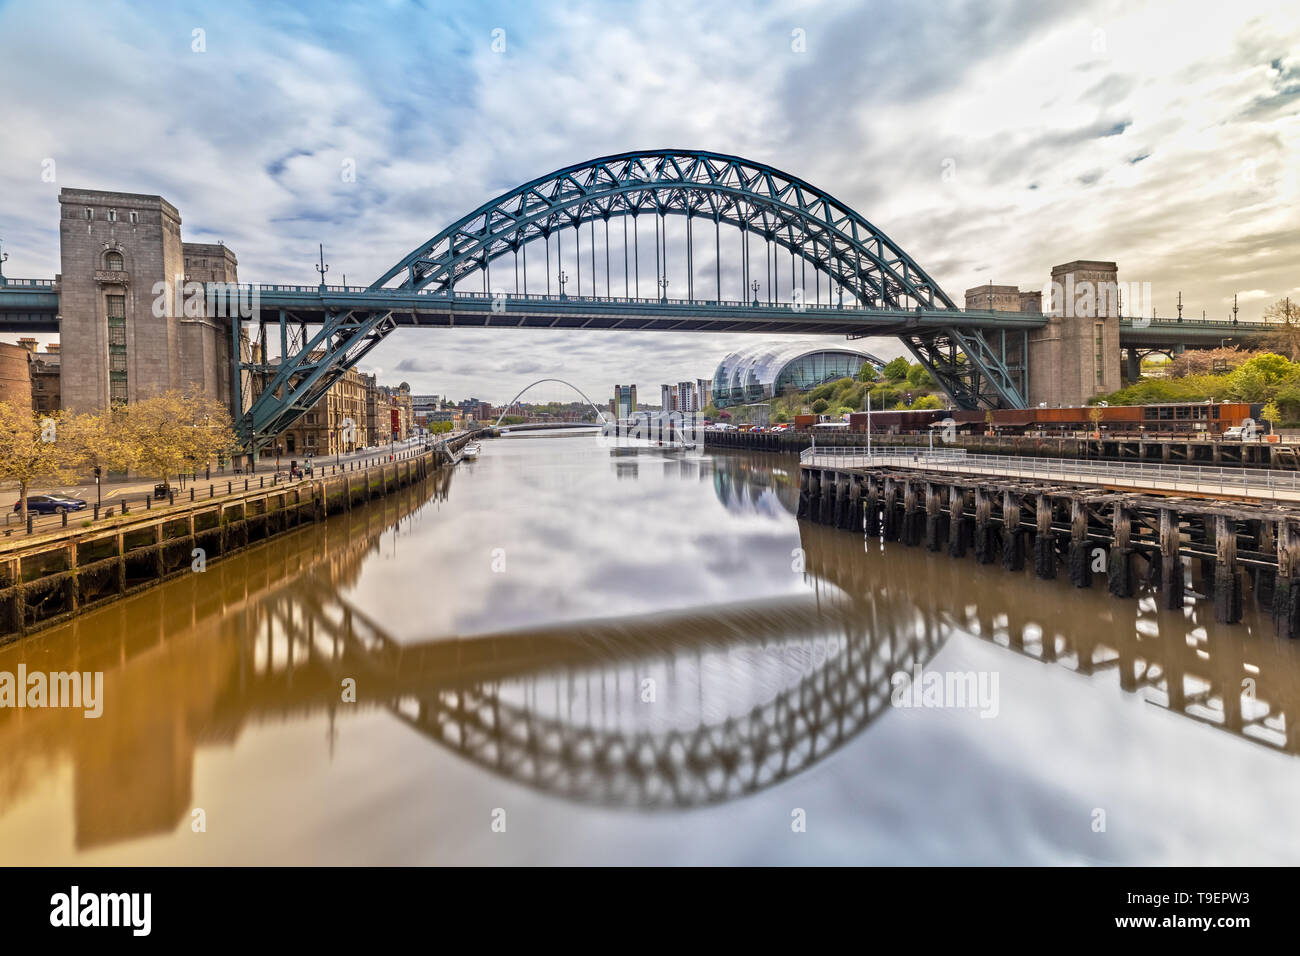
0,341,30,407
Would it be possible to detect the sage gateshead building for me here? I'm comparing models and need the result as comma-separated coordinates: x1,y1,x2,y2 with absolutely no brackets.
710,343,886,408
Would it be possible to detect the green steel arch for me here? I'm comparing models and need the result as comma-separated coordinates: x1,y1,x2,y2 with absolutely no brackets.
373,149,957,312
235,150,1030,454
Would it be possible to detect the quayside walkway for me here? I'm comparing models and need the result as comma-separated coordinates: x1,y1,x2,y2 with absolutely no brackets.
800,446,1300,502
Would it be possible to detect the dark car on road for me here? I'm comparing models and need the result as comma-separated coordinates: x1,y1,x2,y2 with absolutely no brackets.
13,494,88,515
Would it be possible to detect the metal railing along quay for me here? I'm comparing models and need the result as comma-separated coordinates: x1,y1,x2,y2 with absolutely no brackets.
800,446,1300,501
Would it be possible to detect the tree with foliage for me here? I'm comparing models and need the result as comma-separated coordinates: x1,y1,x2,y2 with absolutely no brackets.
906,363,935,388
122,390,239,492
1262,400,1282,434
836,406,854,418
1226,353,1298,402
0,402,80,521
61,407,136,479
1263,298,1300,361
912,394,943,410
882,357,911,381
811,398,830,414
857,363,878,383
869,385,898,408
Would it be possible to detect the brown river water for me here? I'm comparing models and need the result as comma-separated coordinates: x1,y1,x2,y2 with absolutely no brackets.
2,430,1299,864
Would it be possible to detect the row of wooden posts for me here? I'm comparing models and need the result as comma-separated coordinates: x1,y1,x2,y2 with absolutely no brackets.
797,465,1300,640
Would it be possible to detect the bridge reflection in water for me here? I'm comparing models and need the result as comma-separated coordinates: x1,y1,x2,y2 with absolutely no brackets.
0,450,1297,856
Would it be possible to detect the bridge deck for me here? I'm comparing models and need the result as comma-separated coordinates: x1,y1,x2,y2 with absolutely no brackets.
0,279,1271,340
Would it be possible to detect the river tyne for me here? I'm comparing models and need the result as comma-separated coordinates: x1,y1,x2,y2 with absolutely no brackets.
2,430,1299,865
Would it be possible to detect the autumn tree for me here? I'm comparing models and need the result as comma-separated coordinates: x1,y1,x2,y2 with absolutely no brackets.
1262,400,1282,434
1262,298,1300,361
61,406,136,483
0,402,80,521
120,390,239,492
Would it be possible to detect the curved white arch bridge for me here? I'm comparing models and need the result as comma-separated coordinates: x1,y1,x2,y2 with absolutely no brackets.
493,378,609,428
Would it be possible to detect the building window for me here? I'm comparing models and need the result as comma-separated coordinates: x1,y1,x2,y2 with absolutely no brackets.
107,208,118,223
129,211,138,225
105,251,124,271
85,207,93,220
1094,322,1105,387
107,293,128,405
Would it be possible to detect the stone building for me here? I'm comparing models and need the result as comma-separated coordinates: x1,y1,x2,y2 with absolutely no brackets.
966,261,1119,408
29,342,61,413
55,188,244,414
272,360,368,460
361,372,393,446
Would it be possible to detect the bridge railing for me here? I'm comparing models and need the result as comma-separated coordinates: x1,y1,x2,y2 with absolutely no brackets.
801,446,1300,496
799,446,967,465
223,282,1032,318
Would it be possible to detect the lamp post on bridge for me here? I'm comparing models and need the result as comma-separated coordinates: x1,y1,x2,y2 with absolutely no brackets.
316,244,329,292
557,269,568,300
751,279,759,307
0,238,8,287
659,276,669,303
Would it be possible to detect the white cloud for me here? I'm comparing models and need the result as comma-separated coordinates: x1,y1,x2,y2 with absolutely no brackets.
2,0,1298,401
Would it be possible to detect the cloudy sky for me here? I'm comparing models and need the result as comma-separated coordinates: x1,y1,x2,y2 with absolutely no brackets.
1,0,1298,405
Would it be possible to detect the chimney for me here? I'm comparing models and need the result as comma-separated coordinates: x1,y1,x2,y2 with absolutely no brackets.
17,337,38,353
45,343,60,354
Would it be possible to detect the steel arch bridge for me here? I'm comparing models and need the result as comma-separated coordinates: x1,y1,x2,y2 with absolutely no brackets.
492,378,609,428
227,149,1041,450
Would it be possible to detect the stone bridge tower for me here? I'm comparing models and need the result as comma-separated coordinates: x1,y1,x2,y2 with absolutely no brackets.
56,188,239,413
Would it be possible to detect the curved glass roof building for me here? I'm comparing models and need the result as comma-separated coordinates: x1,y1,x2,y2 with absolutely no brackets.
711,343,887,408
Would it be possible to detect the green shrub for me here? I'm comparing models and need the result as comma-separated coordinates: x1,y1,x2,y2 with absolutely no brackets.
883,357,910,380
906,364,935,387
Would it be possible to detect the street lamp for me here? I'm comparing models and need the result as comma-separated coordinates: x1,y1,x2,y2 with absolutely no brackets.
0,238,8,287
659,276,670,303
316,243,329,291
751,279,760,306
557,269,568,299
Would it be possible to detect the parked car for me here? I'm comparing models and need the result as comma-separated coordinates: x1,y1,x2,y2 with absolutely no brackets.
14,494,88,515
